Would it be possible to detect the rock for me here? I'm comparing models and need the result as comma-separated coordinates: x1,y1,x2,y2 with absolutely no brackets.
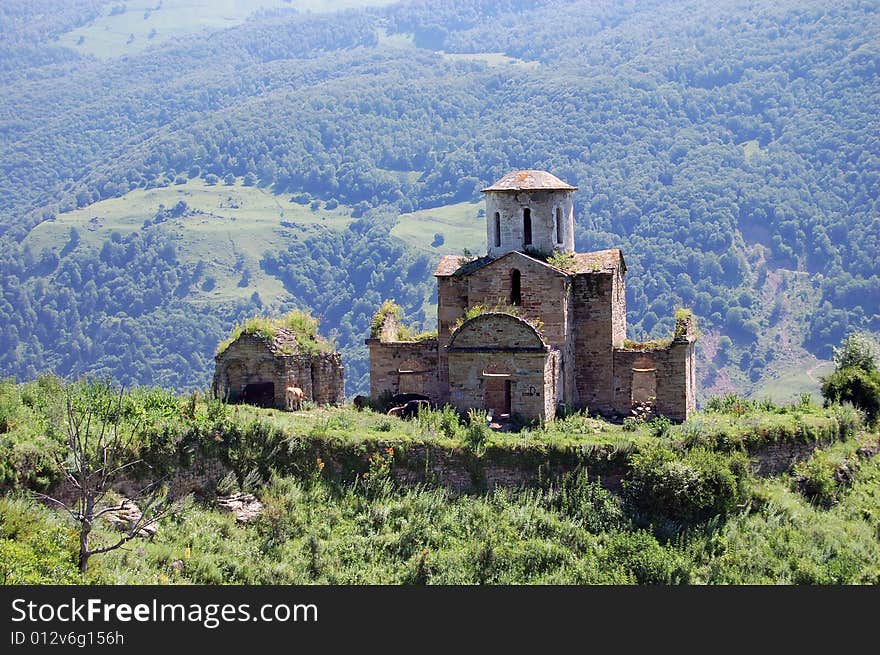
216,492,264,524
102,498,158,538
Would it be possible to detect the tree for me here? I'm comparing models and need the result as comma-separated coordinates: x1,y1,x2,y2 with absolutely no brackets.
34,381,178,573
822,333,880,425
832,332,878,373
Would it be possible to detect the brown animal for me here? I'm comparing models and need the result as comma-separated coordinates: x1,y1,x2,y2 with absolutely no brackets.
285,386,304,411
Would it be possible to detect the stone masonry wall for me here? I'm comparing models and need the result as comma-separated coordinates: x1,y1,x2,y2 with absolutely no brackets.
447,349,552,420
309,352,345,405
612,340,695,421
214,335,344,409
367,339,439,401
572,273,620,413
436,275,469,402
447,313,552,420
466,252,570,350
484,190,575,258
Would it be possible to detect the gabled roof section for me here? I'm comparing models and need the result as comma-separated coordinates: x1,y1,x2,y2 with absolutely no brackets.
435,249,625,278
482,170,577,192
571,249,626,275
434,254,492,277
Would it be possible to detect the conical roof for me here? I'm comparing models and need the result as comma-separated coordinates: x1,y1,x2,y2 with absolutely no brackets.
481,170,577,192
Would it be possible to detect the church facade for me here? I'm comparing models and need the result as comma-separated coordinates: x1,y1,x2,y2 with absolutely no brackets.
367,170,696,422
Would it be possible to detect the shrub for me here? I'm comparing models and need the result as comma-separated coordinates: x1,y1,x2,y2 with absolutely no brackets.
792,457,839,508
647,415,672,439
821,367,880,424
704,393,756,416
625,445,752,527
544,469,624,533
598,530,690,584
463,409,490,454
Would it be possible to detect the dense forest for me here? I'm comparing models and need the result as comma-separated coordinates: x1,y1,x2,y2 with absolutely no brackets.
0,0,877,396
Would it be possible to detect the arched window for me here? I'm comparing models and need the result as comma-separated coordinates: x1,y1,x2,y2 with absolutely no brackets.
523,208,532,246
510,269,521,306
494,212,501,247
555,207,563,244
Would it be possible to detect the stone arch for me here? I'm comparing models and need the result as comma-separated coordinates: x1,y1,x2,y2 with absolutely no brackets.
448,313,546,351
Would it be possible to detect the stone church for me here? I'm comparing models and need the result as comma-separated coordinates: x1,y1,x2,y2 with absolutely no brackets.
367,170,696,422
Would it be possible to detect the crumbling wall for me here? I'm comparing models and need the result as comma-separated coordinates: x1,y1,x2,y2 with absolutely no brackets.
214,334,345,409
612,340,695,421
308,352,345,405
213,334,281,404
366,339,439,402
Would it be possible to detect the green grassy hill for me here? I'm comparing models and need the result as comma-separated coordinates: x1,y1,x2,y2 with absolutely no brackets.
56,0,397,59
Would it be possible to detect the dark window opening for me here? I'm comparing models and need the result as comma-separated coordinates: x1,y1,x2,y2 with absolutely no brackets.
555,207,563,243
510,269,521,305
494,212,501,247
523,208,532,246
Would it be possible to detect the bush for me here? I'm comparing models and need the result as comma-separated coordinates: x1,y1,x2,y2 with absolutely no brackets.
598,530,690,584
625,445,752,527
463,409,490,454
821,367,880,424
544,469,624,533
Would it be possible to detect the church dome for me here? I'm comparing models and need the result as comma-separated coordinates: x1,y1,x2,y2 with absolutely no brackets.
481,170,577,192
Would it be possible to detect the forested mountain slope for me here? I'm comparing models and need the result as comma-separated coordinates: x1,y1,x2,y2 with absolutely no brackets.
0,0,877,398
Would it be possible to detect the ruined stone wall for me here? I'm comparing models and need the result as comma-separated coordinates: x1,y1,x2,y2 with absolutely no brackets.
466,253,570,350
367,339,439,401
612,341,695,421
544,350,561,420
612,265,626,346
213,334,283,404
484,190,575,258
571,273,618,413
213,335,345,409
436,275,469,402
282,357,314,405
309,353,345,405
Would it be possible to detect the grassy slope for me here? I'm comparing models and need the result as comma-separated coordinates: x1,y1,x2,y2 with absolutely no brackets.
390,201,485,255
56,0,397,59
25,178,355,310
1,393,876,584
26,182,486,333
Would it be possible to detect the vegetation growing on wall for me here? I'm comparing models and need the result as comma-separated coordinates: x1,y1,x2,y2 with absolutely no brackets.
215,309,333,357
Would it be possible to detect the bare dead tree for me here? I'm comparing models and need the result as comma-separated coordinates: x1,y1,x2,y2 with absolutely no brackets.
34,383,178,573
